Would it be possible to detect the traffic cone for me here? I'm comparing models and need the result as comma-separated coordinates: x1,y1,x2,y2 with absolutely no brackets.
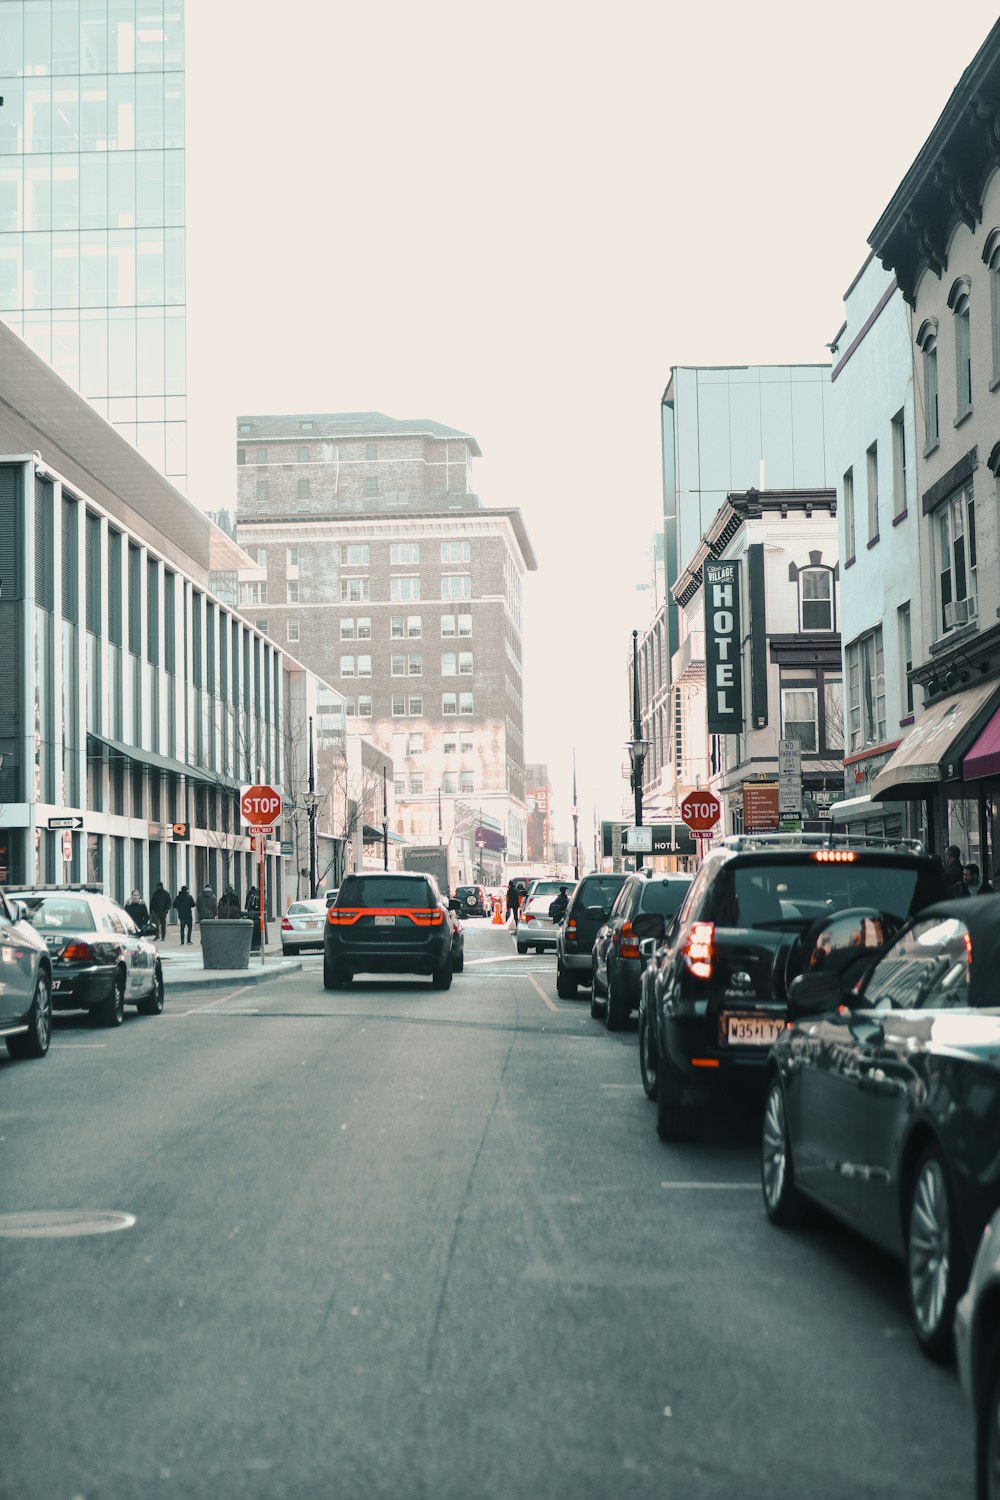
492,899,504,925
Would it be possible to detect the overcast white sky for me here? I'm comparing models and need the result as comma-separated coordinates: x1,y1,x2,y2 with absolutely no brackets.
182,1,1000,847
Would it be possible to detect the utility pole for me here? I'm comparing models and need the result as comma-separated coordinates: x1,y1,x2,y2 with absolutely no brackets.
307,714,317,898
382,764,389,871
571,748,580,881
629,628,648,871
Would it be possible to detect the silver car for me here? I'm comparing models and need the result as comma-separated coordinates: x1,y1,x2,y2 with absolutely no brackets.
515,882,567,955
281,898,328,955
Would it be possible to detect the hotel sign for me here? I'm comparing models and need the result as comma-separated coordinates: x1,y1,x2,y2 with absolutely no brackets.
704,559,743,735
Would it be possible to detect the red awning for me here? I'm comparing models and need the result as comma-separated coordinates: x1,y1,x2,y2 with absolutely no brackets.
964,706,1000,782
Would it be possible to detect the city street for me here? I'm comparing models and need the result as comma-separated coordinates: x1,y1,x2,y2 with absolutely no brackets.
1,918,974,1500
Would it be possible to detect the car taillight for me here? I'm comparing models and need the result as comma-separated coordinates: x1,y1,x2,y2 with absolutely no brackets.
327,908,360,926
281,917,293,931
521,910,534,922
681,922,714,980
62,941,94,962
617,921,640,960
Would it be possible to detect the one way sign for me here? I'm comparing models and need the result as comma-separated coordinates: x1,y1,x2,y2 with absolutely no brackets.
47,816,84,830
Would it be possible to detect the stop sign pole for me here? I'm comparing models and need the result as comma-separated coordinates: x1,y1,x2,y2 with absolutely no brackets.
241,784,282,963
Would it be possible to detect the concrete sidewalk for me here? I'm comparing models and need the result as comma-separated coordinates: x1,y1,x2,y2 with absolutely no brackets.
156,922,307,990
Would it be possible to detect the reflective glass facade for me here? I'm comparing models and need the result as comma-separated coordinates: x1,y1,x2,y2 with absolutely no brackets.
0,1,186,485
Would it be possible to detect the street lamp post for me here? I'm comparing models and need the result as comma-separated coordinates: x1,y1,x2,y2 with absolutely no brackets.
382,764,389,871
571,747,580,881
307,715,317,898
628,628,650,870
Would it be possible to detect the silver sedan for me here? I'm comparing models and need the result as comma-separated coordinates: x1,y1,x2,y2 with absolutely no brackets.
280,899,328,955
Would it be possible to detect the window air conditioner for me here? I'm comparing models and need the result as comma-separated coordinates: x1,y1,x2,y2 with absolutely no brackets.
967,594,979,621
945,599,970,628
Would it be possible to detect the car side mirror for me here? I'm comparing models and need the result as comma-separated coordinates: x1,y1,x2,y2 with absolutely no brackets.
631,912,665,942
639,937,655,959
786,971,843,1017
448,899,461,913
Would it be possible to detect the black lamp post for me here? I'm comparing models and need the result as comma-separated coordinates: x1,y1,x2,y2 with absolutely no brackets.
571,747,580,880
629,628,650,870
306,714,317,898
382,764,389,871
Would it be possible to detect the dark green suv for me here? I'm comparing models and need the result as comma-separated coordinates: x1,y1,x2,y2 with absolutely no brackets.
554,872,628,998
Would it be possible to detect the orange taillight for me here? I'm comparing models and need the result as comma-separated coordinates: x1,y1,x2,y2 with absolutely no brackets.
681,922,714,981
62,941,94,962
618,920,640,959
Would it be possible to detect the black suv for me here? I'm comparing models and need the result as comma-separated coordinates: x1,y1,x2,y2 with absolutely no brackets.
554,872,629,998
591,873,691,1030
324,871,454,990
636,834,950,1142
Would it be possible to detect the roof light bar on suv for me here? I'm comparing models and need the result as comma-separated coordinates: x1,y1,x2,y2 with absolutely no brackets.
720,832,928,856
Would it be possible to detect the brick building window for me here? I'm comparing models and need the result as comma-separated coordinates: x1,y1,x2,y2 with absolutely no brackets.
391,576,420,601
443,692,457,715
365,477,378,497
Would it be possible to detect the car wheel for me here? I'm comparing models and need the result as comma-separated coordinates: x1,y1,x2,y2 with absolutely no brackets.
976,1332,1000,1500
761,1077,806,1226
655,1066,703,1143
590,971,606,1020
516,940,527,955
605,968,628,1031
95,968,126,1028
452,950,465,973
6,970,52,1060
556,963,577,999
638,1001,658,1099
907,1145,965,1361
431,961,452,991
324,956,347,990
137,962,165,1016
283,944,299,958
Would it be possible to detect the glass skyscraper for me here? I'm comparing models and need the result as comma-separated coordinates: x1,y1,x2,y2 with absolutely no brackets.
0,2,186,486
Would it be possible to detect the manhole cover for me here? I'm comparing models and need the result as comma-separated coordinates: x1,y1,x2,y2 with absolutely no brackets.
0,1210,136,1238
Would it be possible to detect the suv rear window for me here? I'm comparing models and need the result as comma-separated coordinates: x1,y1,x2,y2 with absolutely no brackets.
637,879,691,917
575,875,627,909
338,875,433,908
708,858,941,930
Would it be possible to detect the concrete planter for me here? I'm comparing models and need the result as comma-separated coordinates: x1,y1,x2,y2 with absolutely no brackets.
200,918,254,970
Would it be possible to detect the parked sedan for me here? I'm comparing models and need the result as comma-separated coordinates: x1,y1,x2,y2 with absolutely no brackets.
762,897,1000,1360
281,898,328,955
957,1207,1000,1499
14,886,164,1026
515,888,565,954
591,873,691,1030
0,887,53,1060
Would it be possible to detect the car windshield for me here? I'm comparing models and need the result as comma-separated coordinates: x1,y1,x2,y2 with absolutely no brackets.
338,875,432,908
578,876,627,905
288,901,324,914
638,880,691,917
711,858,937,929
19,895,94,931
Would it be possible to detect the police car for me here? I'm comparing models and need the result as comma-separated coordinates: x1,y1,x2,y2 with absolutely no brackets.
11,885,164,1027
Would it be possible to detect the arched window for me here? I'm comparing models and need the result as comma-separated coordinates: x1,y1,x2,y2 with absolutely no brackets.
799,566,835,631
983,229,1000,384
916,319,939,451
948,278,972,419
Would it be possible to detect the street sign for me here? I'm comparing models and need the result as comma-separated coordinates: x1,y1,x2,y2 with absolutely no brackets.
171,822,188,841
48,815,83,830
680,791,721,833
241,783,282,827
743,781,780,833
61,830,73,862
280,839,293,856
624,825,653,853
778,738,802,815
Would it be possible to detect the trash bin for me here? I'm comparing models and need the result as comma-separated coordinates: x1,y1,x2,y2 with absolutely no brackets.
249,918,269,952
200,919,253,970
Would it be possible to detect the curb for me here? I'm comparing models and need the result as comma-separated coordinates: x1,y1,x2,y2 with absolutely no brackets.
164,960,304,991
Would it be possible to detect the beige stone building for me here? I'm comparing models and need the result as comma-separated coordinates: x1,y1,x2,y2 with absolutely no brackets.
233,413,536,878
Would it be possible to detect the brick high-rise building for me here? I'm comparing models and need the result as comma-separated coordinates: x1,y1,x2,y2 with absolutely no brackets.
525,763,552,865
234,413,536,878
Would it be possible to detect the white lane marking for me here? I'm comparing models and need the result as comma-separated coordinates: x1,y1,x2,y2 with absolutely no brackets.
660,1182,758,1190
464,955,528,965
173,984,257,1016
55,1043,108,1049
525,971,558,1013
600,1083,645,1090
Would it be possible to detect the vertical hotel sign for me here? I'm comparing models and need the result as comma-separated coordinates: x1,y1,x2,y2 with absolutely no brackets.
704,559,743,735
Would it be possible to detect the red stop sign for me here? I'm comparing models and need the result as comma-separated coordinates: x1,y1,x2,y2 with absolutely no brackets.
241,783,282,827
681,790,721,833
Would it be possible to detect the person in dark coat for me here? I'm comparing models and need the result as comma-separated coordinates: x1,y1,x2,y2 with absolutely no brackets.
960,863,994,896
548,886,570,923
196,886,217,925
125,890,149,928
150,881,172,940
245,885,260,916
217,885,242,919
942,845,965,895
173,884,195,944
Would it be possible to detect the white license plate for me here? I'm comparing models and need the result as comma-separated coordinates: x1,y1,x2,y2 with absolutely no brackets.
302,919,319,928
725,1014,784,1046
374,915,396,927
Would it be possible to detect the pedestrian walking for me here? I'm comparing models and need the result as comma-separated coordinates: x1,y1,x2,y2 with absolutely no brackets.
942,844,965,895
548,885,570,923
125,889,149,929
173,884,195,944
150,880,172,940
960,862,994,896
245,884,260,916
217,885,241,918
196,886,217,925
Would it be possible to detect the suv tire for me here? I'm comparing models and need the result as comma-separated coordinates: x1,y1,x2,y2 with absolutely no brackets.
655,1066,703,1143
761,1077,806,1226
605,968,629,1031
6,970,52,1060
638,1002,658,1099
324,957,348,990
431,961,452,991
556,963,577,999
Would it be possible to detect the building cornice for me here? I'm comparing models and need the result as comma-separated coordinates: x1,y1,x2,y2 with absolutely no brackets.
869,20,1000,305
671,488,837,609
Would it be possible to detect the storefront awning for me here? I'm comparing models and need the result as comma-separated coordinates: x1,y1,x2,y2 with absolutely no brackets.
964,704,1000,782
87,731,237,788
871,679,1000,800
361,824,408,844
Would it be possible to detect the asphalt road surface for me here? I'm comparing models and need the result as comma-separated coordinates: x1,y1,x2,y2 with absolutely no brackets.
1,919,975,1500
